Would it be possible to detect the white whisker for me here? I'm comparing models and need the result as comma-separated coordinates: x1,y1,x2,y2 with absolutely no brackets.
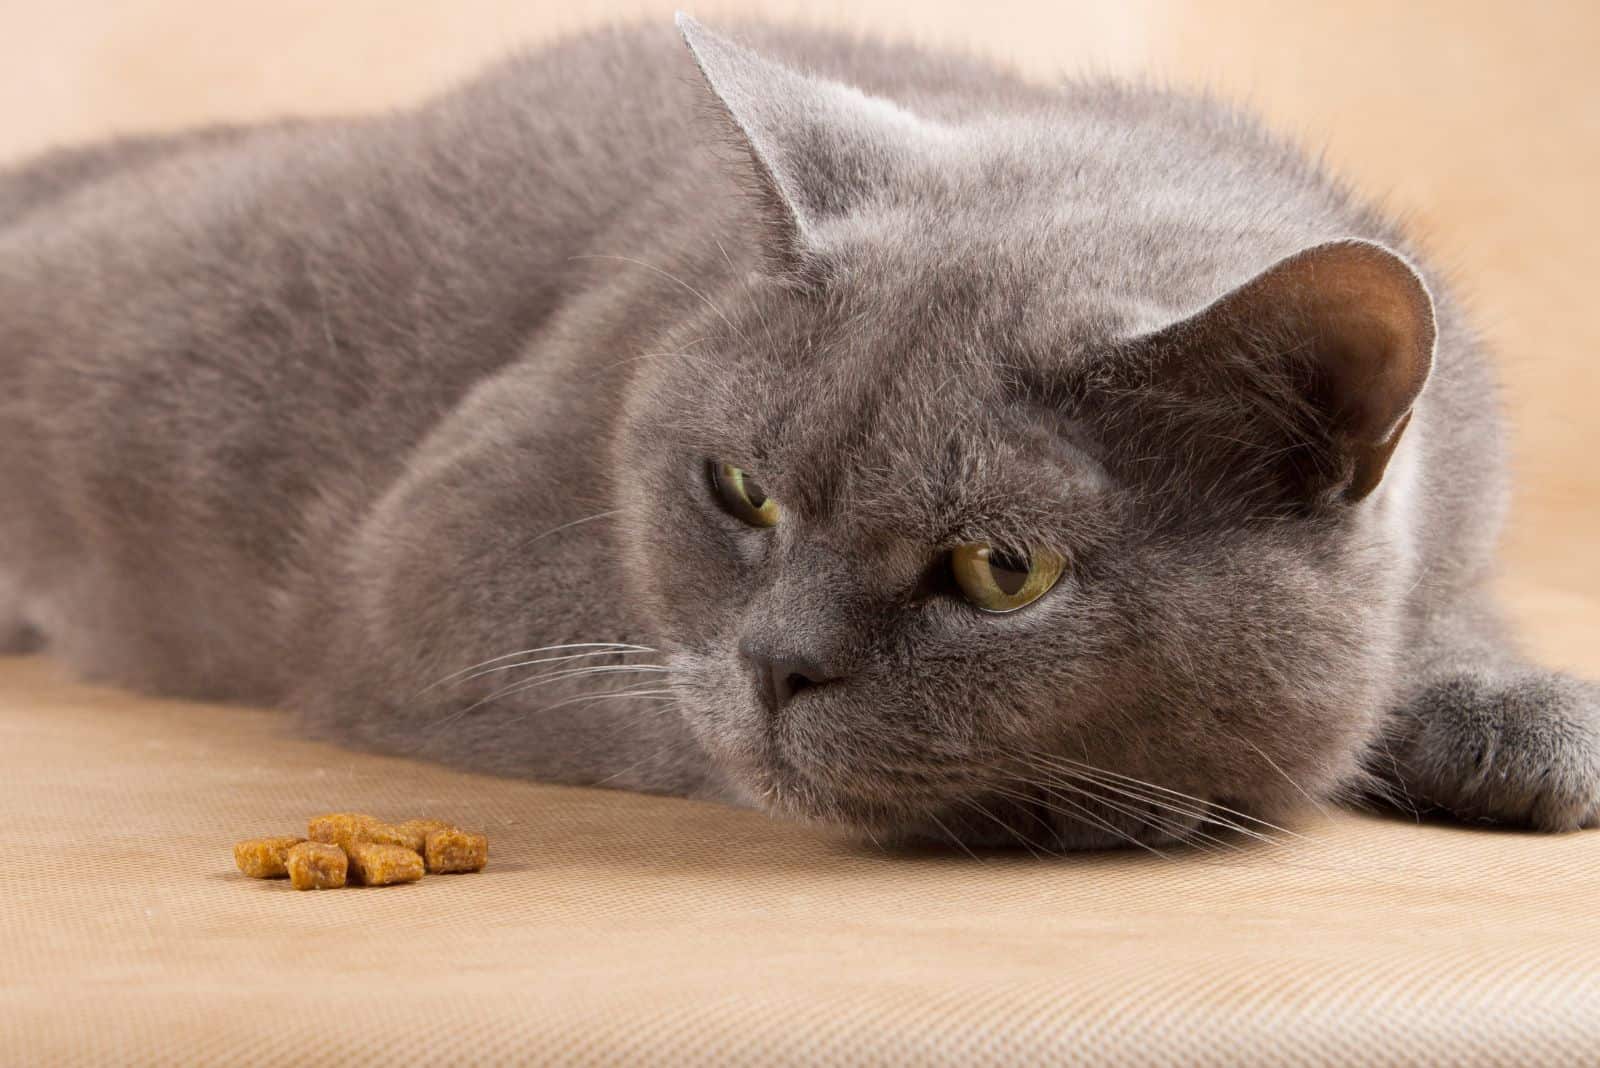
527,687,679,717
922,809,987,864
511,508,626,553
1226,731,1334,819
1010,759,1276,847
953,794,1046,857
1030,772,1244,852
417,641,654,696
982,779,1167,859
1030,751,1305,840
465,664,672,715
458,648,659,686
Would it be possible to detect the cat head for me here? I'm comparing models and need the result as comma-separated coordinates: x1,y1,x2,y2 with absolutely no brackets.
614,18,1436,849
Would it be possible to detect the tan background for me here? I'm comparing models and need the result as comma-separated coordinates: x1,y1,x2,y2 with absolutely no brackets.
4,2,1599,1063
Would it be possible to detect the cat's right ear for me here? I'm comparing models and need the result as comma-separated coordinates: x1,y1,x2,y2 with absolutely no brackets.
1104,239,1436,510
675,14,936,273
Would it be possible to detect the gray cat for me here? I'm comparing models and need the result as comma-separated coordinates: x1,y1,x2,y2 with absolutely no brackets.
2,17,1595,850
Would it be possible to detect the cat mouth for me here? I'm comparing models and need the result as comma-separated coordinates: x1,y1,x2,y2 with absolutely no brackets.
700,672,1269,853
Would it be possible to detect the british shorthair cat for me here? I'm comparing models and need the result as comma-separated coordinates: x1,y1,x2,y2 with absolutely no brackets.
2,17,1594,849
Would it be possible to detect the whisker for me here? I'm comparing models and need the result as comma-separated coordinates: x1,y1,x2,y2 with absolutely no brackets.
953,795,1047,857
1028,751,1305,840
425,669,674,735
999,762,1229,851
417,642,653,696
592,749,672,789
1043,775,1244,853
457,648,659,686
981,780,1168,859
1370,731,1422,821
1013,760,1276,847
923,809,987,864
1227,732,1334,819
525,687,679,718
858,823,886,853
465,664,672,715
510,508,627,554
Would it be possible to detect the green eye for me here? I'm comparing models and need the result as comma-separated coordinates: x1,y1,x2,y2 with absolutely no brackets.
709,461,780,528
950,543,1064,613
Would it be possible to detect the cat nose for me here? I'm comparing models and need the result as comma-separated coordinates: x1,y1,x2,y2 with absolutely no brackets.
739,641,839,712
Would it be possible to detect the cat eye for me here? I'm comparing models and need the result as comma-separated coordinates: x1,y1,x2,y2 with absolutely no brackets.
709,461,780,528
950,543,1065,613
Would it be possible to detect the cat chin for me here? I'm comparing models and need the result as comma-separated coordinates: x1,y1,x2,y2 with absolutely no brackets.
679,665,1287,853
736,756,1266,853
731,760,1215,853
694,721,1211,853
856,789,1214,854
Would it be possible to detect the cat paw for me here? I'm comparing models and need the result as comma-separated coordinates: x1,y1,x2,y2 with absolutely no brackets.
1386,671,1600,832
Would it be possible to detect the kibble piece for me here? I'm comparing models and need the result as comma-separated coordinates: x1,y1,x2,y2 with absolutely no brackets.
367,818,449,853
285,841,348,891
307,812,384,852
346,842,425,886
425,828,489,874
233,836,304,879
390,818,454,853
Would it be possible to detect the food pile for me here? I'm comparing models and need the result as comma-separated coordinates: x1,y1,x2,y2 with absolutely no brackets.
233,812,488,891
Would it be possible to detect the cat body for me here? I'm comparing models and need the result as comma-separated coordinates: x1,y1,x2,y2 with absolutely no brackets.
2,19,1593,847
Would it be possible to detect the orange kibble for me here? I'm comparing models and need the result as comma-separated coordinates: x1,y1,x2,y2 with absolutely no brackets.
346,842,424,886
286,841,348,891
240,814,487,890
424,828,489,874
391,818,453,853
306,812,383,852
233,836,305,879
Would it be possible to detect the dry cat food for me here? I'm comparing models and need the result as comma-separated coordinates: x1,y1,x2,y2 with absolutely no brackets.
425,827,490,874
346,841,425,886
306,812,384,852
232,836,303,879
286,841,348,891
233,812,488,890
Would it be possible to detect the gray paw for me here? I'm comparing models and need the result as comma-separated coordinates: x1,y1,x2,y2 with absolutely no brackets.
1386,671,1600,831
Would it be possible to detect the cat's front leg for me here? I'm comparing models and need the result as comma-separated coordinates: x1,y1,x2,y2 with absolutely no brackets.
1379,664,1600,831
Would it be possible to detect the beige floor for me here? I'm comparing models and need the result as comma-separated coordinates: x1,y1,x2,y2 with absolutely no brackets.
3,2,1599,1063
6,658,1600,1064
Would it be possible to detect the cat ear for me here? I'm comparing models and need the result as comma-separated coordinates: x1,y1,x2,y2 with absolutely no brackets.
675,14,933,269
1132,239,1436,505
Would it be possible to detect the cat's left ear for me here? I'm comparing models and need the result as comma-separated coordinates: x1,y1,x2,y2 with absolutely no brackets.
1132,239,1436,505
676,14,937,271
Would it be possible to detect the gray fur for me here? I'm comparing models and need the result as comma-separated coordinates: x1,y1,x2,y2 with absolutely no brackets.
1,18,1593,849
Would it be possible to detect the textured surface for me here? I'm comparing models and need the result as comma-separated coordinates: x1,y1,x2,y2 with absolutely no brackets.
4,653,1600,1064
4,0,1598,1063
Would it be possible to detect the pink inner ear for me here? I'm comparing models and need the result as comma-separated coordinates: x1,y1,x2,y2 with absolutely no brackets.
1214,239,1437,501
1284,243,1436,446
1123,238,1439,509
